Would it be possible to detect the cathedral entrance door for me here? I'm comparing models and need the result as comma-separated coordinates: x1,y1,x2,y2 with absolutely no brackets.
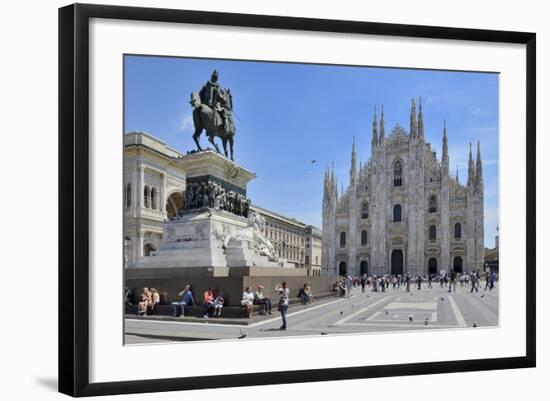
428,258,437,275
453,256,463,273
391,249,404,276
339,261,347,276
360,260,368,276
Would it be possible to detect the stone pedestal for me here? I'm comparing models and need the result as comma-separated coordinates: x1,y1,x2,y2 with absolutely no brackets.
132,209,248,269
177,149,256,196
131,150,291,272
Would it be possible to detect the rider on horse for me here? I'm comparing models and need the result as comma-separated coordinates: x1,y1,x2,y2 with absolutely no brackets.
190,70,236,160
199,70,232,133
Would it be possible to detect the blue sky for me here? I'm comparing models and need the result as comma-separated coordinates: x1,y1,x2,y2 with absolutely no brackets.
124,55,499,248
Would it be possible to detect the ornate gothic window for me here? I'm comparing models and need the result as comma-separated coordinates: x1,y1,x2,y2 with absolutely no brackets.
393,204,402,222
429,195,437,213
143,186,150,208
394,160,403,186
429,225,437,241
125,183,131,207
454,223,462,239
361,203,369,219
361,230,368,246
340,232,346,248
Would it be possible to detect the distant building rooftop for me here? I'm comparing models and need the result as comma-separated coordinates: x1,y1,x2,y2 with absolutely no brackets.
250,204,307,228
124,131,184,159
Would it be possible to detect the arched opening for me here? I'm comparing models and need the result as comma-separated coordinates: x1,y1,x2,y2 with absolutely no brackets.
394,160,403,186
361,202,369,219
150,187,157,210
166,192,184,219
393,204,402,222
143,242,157,257
361,230,368,246
453,256,463,273
125,183,131,207
429,225,437,241
391,249,404,275
360,260,368,276
429,195,437,213
428,257,438,275
143,186,150,208
340,232,346,248
338,261,347,276
454,223,462,239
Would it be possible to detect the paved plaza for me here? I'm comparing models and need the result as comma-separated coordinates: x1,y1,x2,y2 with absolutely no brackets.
125,282,499,344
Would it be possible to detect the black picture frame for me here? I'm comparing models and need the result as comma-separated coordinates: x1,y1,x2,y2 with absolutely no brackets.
58,3,536,397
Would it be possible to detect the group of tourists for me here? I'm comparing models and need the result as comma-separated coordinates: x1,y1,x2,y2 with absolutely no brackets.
241,282,290,330
159,281,291,330
333,270,498,296
134,287,160,316
169,285,226,318
332,275,354,298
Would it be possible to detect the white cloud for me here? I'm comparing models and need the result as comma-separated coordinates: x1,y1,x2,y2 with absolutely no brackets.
180,114,194,132
469,106,484,116
425,96,439,107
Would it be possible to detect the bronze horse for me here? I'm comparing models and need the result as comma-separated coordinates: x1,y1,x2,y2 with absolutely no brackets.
189,92,235,161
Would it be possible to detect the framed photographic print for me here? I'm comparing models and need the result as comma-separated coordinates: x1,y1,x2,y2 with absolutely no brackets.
58,3,536,397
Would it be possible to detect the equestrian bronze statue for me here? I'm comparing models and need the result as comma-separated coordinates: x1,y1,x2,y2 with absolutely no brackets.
190,70,236,161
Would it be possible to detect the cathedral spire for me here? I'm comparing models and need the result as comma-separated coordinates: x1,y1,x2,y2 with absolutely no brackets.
410,98,418,138
323,163,329,203
456,165,459,183
467,142,475,186
442,119,449,175
329,162,336,194
332,162,338,201
379,104,386,144
350,136,357,185
417,97,424,140
371,106,378,148
476,141,483,187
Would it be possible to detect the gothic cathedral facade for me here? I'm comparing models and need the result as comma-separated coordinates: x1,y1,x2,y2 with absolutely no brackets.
322,99,484,277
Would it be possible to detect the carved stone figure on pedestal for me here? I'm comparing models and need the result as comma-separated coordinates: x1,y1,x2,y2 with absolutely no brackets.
180,179,251,219
207,181,215,208
223,212,277,261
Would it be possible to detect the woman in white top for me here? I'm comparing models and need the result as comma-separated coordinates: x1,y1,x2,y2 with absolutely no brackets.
241,286,255,318
275,281,289,330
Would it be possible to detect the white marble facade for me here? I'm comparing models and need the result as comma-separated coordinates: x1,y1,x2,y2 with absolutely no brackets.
124,132,187,266
322,99,484,277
